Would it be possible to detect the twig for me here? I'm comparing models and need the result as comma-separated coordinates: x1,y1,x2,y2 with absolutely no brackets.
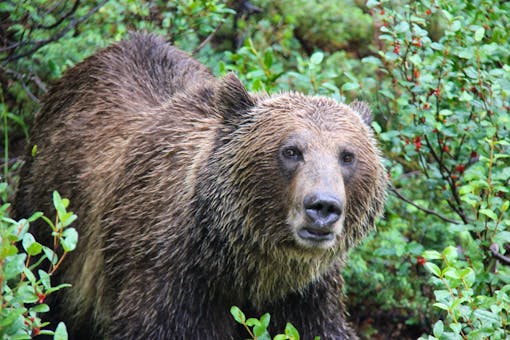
2,0,107,64
389,184,463,225
192,18,225,54
2,66,42,102
36,0,81,30
490,243,510,266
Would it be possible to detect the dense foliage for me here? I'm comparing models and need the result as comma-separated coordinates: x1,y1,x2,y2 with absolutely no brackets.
1,0,509,338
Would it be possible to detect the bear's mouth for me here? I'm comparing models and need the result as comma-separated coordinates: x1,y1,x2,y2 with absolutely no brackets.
297,227,335,242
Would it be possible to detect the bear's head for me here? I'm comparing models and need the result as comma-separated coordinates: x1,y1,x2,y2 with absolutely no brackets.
199,74,387,259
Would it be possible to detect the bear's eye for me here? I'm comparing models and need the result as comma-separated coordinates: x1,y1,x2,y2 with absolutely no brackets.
282,146,303,161
340,152,355,165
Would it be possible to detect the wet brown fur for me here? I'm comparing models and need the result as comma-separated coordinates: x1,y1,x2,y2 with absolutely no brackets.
14,33,387,339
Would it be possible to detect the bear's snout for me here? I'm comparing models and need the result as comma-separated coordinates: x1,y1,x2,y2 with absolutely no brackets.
303,192,343,227
295,192,344,243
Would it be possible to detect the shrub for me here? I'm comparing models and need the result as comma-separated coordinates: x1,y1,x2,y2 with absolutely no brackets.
0,191,77,339
344,0,510,337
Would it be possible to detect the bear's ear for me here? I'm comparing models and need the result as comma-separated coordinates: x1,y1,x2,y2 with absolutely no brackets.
215,73,255,127
349,101,373,126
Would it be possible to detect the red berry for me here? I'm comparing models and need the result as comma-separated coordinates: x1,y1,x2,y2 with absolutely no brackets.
425,9,431,15
414,136,422,151
443,145,449,152
417,256,426,266
37,293,46,304
380,9,385,15
456,164,465,173
393,42,401,54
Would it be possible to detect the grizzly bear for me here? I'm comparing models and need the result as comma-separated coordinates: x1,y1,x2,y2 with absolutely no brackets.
14,33,387,339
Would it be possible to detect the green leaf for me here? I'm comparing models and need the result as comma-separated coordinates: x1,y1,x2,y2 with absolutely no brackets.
253,324,270,339
341,82,359,91
53,193,65,224
61,228,78,252
285,322,300,340
4,254,27,280
433,303,449,311
264,50,273,69
54,322,68,340
473,309,500,325
14,219,30,241
310,52,324,65
449,322,462,334
479,208,498,221
46,283,72,294
17,283,38,303
230,306,246,324
459,268,475,288
43,246,58,265
246,318,260,327
61,213,77,228
28,211,43,222
23,267,37,284
443,267,459,280
62,198,70,209
423,250,442,260
0,307,25,327
442,246,458,262
450,21,461,32
30,303,50,313
395,21,410,33
474,27,485,42
39,270,51,290
48,60,61,77
259,313,270,328
433,320,444,337
424,262,441,277
27,241,43,256
459,92,473,102
1,244,18,258
23,233,43,255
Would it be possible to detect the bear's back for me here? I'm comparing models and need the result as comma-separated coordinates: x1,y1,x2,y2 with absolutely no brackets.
14,33,216,231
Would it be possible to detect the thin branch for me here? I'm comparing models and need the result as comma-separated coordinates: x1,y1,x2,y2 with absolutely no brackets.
2,66,43,103
36,0,81,30
2,0,107,64
192,17,226,54
490,243,510,266
389,184,463,225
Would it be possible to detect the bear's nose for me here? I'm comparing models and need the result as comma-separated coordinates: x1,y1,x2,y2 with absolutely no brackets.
303,193,343,228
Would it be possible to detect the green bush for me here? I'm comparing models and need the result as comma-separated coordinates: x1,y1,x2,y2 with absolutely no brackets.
0,191,77,339
344,0,510,337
